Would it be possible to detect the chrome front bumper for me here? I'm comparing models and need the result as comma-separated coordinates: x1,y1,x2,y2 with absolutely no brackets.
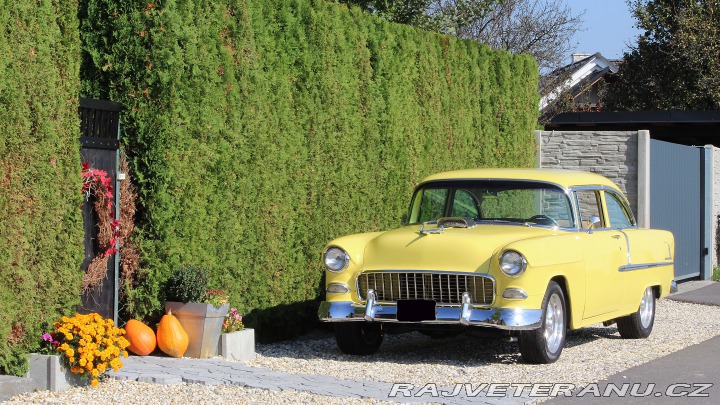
319,291,542,331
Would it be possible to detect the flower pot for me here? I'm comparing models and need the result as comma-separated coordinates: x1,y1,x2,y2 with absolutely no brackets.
25,354,88,392
218,329,255,361
165,301,230,358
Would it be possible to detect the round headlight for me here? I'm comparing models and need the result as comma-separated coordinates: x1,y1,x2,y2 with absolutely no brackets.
324,247,350,272
499,250,527,277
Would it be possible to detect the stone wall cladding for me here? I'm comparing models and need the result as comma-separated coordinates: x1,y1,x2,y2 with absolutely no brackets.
538,131,639,216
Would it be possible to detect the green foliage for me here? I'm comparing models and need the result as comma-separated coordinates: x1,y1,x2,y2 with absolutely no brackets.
165,265,209,303
79,0,538,341
713,266,720,282
0,0,84,375
606,0,720,110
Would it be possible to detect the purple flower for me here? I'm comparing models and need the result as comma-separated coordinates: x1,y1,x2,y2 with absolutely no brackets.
42,333,53,342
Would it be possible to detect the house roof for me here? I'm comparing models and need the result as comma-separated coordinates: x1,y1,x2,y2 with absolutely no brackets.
539,52,619,111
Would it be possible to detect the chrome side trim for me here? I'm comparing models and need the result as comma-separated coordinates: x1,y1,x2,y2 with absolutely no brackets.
318,301,543,330
618,262,673,272
616,229,632,264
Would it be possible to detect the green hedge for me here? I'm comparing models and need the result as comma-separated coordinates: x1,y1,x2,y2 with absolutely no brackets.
80,0,539,340
0,1,83,374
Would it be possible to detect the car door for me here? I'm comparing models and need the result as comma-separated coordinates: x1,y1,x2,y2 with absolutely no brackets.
575,189,627,319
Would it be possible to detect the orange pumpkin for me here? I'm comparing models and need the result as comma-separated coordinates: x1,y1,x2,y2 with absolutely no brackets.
125,319,157,356
156,310,188,358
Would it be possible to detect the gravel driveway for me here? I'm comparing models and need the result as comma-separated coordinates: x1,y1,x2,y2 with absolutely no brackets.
7,299,720,404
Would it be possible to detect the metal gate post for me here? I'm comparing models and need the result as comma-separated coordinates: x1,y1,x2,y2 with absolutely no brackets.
114,119,121,325
702,146,713,280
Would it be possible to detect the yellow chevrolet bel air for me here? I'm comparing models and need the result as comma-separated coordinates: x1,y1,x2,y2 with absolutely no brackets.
318,168,677,363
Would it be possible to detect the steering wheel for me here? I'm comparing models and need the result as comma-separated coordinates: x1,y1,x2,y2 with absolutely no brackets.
528,214,559,227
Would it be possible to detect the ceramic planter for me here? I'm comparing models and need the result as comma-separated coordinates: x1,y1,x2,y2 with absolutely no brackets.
26,354,88,392
218,329,255,361
165,301,229,358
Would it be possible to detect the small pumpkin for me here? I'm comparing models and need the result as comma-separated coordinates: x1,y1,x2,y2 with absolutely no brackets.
125,319,157,356
156,310,189,358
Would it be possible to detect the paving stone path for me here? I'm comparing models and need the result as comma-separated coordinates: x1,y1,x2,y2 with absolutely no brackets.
108,356,530,405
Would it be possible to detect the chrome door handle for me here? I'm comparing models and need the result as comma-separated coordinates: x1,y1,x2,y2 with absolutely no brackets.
612,234,621,239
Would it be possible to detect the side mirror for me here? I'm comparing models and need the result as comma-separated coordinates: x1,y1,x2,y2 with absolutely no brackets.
589,216,601,229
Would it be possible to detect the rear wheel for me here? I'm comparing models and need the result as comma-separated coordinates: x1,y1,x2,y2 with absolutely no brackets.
519,281,566,364
617,287,655,339
334,323,383,355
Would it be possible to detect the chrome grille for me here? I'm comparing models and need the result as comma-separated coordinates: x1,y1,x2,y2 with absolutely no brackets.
357,272,494,305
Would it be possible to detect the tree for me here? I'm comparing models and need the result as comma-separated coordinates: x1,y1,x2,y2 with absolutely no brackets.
605,0,720,110
331,0,434,25
335,1,584,72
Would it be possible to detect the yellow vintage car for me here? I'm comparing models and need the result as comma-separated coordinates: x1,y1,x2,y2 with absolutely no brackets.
318,168,677,363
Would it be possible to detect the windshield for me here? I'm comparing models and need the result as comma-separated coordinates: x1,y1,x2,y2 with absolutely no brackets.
408,180,574,228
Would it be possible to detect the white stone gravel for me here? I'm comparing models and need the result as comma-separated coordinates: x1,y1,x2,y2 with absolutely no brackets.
249,299,720,389
5,299,719,404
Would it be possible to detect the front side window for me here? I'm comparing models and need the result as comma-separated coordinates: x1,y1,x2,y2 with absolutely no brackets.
574,190,603,229
408,180,574,228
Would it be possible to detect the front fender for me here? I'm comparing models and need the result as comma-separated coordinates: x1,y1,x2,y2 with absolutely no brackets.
324,232,384,301
494,233,585,327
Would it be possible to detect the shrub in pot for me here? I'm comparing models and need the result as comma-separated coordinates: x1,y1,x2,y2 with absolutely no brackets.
164,265,229,358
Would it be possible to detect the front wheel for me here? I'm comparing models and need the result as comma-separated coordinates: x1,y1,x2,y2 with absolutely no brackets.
334,323,383,355
518,281,567,364
617,287,655,339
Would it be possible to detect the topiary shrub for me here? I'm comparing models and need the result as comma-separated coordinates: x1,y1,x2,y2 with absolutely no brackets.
164,265,209,303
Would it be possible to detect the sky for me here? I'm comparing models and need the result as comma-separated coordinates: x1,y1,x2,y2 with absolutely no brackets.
568,0,643,62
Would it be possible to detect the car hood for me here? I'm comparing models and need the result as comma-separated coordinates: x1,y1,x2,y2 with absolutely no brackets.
362,224,557,273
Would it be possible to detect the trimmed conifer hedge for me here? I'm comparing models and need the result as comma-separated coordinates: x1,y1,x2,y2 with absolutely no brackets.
0,1,83,374
80,0,539,340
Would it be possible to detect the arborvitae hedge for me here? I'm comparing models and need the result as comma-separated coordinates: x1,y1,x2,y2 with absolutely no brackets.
80,0,539,340
0,1,83,374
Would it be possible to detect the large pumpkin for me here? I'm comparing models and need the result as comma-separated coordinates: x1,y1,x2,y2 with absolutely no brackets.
156,310,189,358
125,319,157,356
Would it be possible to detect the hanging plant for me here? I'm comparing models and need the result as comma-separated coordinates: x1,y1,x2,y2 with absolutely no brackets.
81,161,121,291
117,152,140,299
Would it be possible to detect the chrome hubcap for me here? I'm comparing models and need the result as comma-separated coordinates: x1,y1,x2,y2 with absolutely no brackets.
544,293,564,353
639,287,654,328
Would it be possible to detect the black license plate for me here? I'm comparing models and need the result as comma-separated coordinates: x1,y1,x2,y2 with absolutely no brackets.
396,300,436,322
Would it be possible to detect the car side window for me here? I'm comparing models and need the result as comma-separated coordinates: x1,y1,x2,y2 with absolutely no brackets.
605,192,633,228
574,190,603,229
417,188,448,222
451,189,479,218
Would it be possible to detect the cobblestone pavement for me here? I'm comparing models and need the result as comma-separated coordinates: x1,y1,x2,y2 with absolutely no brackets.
108,356,531,405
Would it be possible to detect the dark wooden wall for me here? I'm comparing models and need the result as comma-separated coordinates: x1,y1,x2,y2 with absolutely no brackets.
78,98,122,320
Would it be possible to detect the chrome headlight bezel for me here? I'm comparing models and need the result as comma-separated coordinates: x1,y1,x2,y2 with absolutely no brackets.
499,250,528,277
324,246,350,272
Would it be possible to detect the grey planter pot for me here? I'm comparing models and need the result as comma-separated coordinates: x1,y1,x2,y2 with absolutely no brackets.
165,301,230,358
218,329,255,361
25,354,88,392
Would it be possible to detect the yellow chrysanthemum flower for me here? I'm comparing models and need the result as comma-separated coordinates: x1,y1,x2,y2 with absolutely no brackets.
91,379,99,387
